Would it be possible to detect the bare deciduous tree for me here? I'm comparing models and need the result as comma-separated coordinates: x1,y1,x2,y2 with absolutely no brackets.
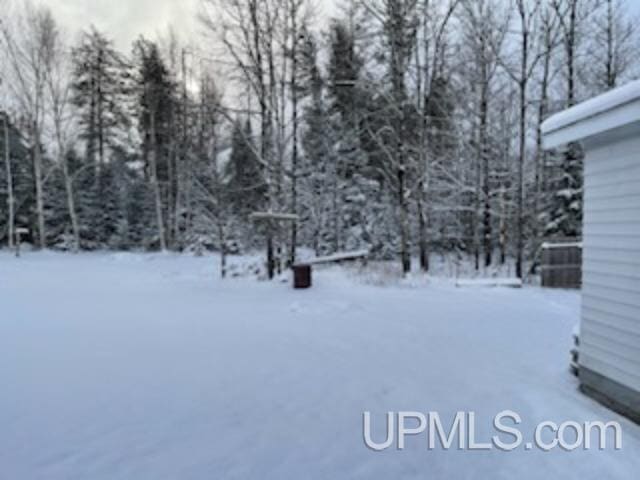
413,0,459,272
500,0,544,279
459,0,508,270
43,16,81,252
1,1,53,249
533,3,561,249
2,111,14,250
589,0,637,91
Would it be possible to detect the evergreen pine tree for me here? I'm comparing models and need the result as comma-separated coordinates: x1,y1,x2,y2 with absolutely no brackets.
133,37,178,250
225,119,266,216
71,27,131,248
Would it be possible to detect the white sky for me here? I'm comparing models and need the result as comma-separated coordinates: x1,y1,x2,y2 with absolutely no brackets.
34,0,640,53
38,0,336,51
38,0,203,51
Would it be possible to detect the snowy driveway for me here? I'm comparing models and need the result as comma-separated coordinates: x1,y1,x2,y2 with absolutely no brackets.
1,253,639,479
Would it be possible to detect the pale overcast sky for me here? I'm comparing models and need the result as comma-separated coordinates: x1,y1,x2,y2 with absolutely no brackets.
35,0,640,52
39,0,203,50
38,0,336,51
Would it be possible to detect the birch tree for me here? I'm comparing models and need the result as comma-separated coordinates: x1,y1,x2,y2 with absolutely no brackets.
0,1,52,248
2,111,14,249
193,72,228,278
0,3,13,250
43,17,81,251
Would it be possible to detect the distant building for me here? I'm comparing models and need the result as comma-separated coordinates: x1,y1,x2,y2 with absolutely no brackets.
543,80,640,421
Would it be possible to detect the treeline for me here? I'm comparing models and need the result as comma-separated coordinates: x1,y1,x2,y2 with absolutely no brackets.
0,0,638,277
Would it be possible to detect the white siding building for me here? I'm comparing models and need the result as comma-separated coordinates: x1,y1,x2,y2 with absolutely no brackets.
542,80,640,420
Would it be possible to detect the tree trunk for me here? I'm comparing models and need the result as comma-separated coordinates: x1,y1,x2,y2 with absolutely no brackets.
212,135,227,279
289,9,299,267
33,127,46,249
267,227,275,279
416,183,429,272
166,134,176,249
514,2,532,280
605,0,615,88
88,77,97,175
499,186,507,264
219,230,227,279
480,80,491,268
176,48,189,249
516,78,526,279
417,69,430,273
53,104,81,251
149,107,167,251
398,166,411,274
249,0,276,278
388,1,413,276
397,108,411,275
533,19,552,256
473,125,481,271
332,163,340,253
3,115,14,250
97,49,105,169
62,154,80,252
566,2,577,108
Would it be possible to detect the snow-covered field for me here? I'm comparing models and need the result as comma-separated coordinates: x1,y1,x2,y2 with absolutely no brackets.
1,252,639,479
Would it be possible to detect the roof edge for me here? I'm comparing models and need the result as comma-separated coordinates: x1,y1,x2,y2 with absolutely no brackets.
542,79,640,147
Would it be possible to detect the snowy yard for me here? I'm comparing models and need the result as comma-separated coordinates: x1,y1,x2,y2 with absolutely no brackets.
1,252,640,479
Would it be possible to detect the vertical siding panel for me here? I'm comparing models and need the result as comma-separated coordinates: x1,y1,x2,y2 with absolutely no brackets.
582,134,640,393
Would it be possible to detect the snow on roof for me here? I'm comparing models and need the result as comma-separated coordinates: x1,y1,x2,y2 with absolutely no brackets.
542,79,640,148
541,241,583,250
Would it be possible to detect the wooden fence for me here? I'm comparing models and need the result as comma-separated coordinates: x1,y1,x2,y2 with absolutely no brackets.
540,241,582,289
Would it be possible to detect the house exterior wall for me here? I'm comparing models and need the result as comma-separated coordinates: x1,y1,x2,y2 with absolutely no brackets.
580,126,640,412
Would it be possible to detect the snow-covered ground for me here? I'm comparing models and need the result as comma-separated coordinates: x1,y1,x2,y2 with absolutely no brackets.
1,252,639,479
